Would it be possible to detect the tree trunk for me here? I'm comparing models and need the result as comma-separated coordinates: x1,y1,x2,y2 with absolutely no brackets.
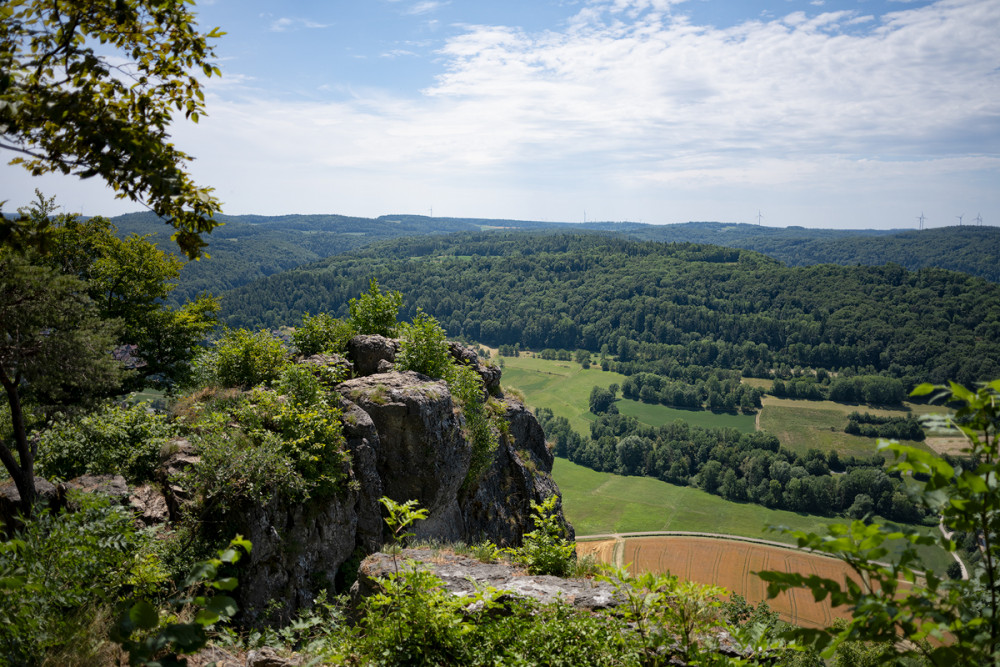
0,371,35,517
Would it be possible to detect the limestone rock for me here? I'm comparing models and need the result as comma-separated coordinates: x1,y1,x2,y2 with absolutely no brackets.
337,371,469,542
157,437,200,521
129,483,170,527
233,451,362,626
0,477,59,532
459,396,572,546
62,474,130,509
246,647,304,667
336,394,385,554
449,341,501,395
353,548,617,610
346,335,397,376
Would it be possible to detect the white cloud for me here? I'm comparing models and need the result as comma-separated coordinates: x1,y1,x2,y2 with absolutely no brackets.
404,2,446,16
268,16,329,32
18,0,993,227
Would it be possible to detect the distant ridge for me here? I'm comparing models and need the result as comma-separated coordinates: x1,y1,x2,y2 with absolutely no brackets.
104,211,1000,303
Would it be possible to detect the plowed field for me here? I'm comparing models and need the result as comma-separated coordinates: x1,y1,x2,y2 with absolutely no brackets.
578,535,864,629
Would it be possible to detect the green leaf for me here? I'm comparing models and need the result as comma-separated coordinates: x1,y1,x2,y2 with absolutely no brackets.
160,622,206,652
129,600,160,629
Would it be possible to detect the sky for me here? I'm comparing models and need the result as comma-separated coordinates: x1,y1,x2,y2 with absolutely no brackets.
2,0,998,229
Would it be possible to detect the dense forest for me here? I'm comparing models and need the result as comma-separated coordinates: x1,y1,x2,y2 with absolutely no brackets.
109,212,489,303
220,233,1000,386
105,212,1000,305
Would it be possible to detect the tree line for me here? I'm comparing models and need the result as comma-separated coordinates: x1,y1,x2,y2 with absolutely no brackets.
536,409,924,523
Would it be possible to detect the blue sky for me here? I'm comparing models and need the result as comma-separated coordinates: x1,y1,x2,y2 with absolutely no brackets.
3,0,998,229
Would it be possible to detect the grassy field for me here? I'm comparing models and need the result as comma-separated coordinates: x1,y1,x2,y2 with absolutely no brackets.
758,396,933,458
499,355,626,435
500,355,755,434
616,399,756,433
554,458,952,573
554,457,845,542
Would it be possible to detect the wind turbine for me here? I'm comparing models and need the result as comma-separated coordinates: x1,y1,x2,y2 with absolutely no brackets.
916,212,926,230
975,212,984,226
956,214,964,226
757,210,763,226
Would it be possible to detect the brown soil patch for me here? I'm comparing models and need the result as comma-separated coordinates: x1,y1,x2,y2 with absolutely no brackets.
926,437,968,456
579,536,862,629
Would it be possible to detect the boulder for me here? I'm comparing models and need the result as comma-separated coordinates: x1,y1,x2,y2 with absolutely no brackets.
0,477,60,533
346,335,398,376
337,371,469,542
129,483,170,527
62,474,130,509
449,342,501,395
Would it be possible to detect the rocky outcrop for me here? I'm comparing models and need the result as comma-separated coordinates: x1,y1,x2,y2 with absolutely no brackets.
62,474,130,509
461,395,572,545
353,548,618,610
449,342,502,395
346,335,397,376
139,342,569,625
337,371,469,542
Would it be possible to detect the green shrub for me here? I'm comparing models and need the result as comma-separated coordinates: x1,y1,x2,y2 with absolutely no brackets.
293,312,354,356
0,494,141,665
348,278,403,337
449,365,500,492
396,309,452,379
36,402,178,484
112,536,250,667
214,328,288,389
508,495,575,576
184,383,348,517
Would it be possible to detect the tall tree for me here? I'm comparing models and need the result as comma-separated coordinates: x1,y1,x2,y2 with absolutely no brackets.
26,193,219,391
0,253,121,513
0,0,225,257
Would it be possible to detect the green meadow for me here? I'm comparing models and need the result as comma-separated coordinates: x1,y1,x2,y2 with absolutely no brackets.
616,398,756,433
500,354,754,434
499,355,626,435
758,396,933,458
553,458,952,573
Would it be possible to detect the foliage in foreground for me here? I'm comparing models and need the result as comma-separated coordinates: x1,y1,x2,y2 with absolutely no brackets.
760,380,1000,665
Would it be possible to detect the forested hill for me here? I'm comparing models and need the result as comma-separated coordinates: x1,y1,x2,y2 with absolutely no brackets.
108,211,488,302
220,232,1000,386
108,212,1000,304
623,223,1000,283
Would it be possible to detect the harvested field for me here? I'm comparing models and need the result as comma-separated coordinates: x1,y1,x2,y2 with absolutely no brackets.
577,535,863,629
926,437,968,456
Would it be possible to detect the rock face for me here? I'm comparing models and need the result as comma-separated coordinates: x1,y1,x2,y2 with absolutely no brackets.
337,371,468,542
169,340,568,625
346,335,397,376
